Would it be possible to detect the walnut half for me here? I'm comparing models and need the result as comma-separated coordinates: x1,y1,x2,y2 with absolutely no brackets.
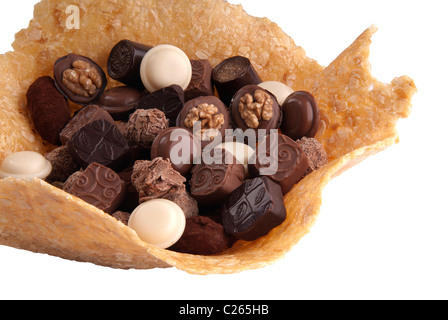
239,90,273,128
62,60,103,98
184,103,225,141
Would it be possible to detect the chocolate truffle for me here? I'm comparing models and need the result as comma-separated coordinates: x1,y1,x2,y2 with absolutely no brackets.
249,133,310,195
150,127,201,176
60,105,115,145
222,176,286,241
229,84,281,134
131,158,198,218
67,118,130,171
169,216,235,255
64,162,126,214
137,85,185,127
107,40,152,89
280,91,320,140
54,53,107,105
190,149,245,206
26,76,71,145
297,137,328,174
44,145,80,183
185,59,214,101
212,56,262,106
177,96,230,149
96,86,145,121
125,109,169,148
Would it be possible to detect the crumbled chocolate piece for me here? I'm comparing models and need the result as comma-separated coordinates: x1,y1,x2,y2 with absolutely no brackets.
169,216,235,255
132,158,198,218
44,145,80,183
297,137,328,173
111,211,131,225
125,109,169,148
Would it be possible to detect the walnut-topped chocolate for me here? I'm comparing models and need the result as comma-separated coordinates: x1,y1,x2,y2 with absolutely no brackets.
239,89,274,129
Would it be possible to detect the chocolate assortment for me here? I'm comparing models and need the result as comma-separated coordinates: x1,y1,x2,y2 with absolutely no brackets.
17,39,328,256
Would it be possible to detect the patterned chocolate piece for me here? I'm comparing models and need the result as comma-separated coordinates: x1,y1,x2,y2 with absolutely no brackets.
137,85,185,127
222,176,286,241
185,59,214,101
68,118,130,171
249,133,310,195
190,150,245,206
66,162,126,214
60,105,115,145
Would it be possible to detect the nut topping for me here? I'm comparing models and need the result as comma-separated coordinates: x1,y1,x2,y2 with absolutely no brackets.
239,89,273,128
184,103,225,141
62,60,103,98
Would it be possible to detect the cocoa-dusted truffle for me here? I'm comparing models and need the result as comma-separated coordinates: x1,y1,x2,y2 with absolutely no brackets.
26,76,71,145
44,145,80,183
125,109,169,148
131,158,198,218
169,216,235,255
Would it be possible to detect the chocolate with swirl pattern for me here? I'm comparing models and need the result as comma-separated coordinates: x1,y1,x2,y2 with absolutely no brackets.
190,150,245,207
248,133,310,195
66,162,126,214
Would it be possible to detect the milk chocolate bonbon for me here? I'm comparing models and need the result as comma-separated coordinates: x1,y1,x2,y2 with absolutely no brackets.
185,59,214,101
212,56,262,106
150,127,201,176
128,199,186,249
249,133,310,195
68,118,130,171
190,150,245,206
54,53,107,105
280,91,320,140
140,44,192,93
26,76,71,145
107,40,152,89
222,176,286,241
65,162,126,214
96,86,145,121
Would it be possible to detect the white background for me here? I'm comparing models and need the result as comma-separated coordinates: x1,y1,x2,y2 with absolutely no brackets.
0,0,447,300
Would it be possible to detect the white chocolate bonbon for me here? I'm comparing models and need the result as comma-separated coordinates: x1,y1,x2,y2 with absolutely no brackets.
128,199,186,249
140,44,192,92
0,151,52,180
258,81,294,106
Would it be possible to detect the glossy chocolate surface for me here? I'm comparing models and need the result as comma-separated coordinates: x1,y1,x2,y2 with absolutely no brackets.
248,133,310,195
222,176,286,241
151,127,201,176
212,56,262,106
54,53,107,105
280,91,320,140
96,86,145,121
137,85,185,127
107,40,152,89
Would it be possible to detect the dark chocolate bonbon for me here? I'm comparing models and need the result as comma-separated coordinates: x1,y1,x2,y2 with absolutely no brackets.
222,176,286,241
96,86,145,121
185,59,214,101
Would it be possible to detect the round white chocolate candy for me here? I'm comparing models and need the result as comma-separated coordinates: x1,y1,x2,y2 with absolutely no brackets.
215,142,255,178
128,199,186,249
258,81,294,106
0,151,52,180
140,44,192,92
